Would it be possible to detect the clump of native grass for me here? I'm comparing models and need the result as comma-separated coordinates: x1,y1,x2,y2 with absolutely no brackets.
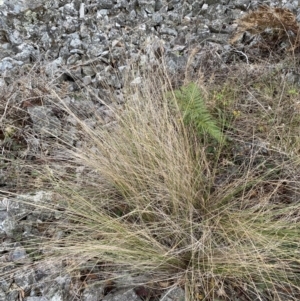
16,65,300,300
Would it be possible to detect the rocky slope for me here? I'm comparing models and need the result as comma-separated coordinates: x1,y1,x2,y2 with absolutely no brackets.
0,0,299,300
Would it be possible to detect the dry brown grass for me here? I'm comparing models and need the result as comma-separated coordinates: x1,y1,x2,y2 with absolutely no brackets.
22,65,299,299
231,5,300,53
1,55,300,300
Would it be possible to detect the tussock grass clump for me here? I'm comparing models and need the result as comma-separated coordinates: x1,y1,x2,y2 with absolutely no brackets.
32,67,300,300
1,59,300,300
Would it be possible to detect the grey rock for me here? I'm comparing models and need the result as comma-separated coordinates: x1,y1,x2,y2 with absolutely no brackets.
59,45,71,60
0,78,7,87
167,0,181,10
155,0,164,11
103,288,142,301
16,190,52,205
205,0,222,4
96,70,122,89
138,0,156,14
166,52,187,74
160,24,177,36
0,278,12,292
14,269,35,292
69,65,82,80
64,98,96,117
6,290,19,301
87,45,105,57
201,3,209,13
62,18,80,34
98,9,109,16
45,57,63,77
63,3,78,17
4,0,44,14
14,43,39,62
83,75,92,86
27,106,62,138
44,289,64,301
283,1,299,12
69,37,82,49
98,0,115,9
8,29,22,45
129,9,137,20
233,0,251,11
191,1,204,17
284,71,300,85
0,212,16,237
152,12,163,25
66,53,81,65
42,276,72,301
0,57,23,72
10,245,30,263
40,32,53,51
167,12,182,24
160,287,185,301
70,48,84,55
82,282,104,301
0,289,6,300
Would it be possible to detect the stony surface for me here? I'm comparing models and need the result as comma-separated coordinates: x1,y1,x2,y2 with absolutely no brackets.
0,0,299,300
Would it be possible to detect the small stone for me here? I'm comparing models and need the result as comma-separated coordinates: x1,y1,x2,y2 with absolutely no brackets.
83,75,92,86
10,246,30,263
129,10,137,20
69,38,82,49
201,3,208,11
160,25,177,36
130,77,142,85
103,289,142,301
82,65,96,76
159,287,185,301
98,0,114,9
152,13,163,25
27,107,62,138
82,283,104,301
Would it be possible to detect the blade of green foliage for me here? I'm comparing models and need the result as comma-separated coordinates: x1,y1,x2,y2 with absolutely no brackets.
174,82,225,143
